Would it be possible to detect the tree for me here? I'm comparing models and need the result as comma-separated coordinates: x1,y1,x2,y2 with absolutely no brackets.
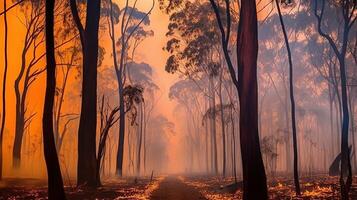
0,0,9,180
209,0,268,198
97,96,119,186
163,1,224,175
13,1,45,168
126,62,158,175
43,0,66,198
12,0,79,167
69,0,101,187
105,0,154,176
53,45,80,153
314,0,356,199
275,0,300,195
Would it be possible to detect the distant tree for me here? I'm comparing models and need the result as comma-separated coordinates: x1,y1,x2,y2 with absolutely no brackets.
13,1,45,168
275,0,300,195
43,0,66,198
105,0,154,176
53,45,81,153
126,62,158,174
169,79,206,173
126,62,158,175
12,0,80,167
313,0,356,199
97,95,119,186
163,1,223,175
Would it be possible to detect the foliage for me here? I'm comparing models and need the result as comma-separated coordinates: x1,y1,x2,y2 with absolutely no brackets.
163,1,224,78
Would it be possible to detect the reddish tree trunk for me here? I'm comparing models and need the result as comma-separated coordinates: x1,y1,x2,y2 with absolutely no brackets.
237,0,268,199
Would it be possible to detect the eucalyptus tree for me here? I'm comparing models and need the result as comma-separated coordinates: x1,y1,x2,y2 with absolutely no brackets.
12,0,45,168
53,45,81,153
275,0,300,195
169,79,206,172
313,0,356,198
43,0,66,197
106,0,154,176
11,0,78,169
208,0,268,198
69,0,102,187
163,1,224,175
126,62,158,175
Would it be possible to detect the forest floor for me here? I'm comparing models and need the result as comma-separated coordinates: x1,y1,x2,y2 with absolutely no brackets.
181,174,357,199
0,176,162,199
1,175,357,199
150,176,205,200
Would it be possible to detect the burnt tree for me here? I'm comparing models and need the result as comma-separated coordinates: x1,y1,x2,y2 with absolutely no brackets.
43,0,66,198
70,0,101,187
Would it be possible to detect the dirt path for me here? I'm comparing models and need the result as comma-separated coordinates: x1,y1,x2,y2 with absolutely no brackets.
150,176,206,200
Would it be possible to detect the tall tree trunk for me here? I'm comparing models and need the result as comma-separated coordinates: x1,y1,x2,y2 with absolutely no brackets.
143,104,147,175
236,0,267,199
0,0,8,180
43,0,66,198
339,49,352,200
12,7,27,169
338,24,352,198
70,0,101,187
205,99,210,174
314,0,354,198
328,85,335,161
284,88,292,173
137,103,144,175
275,0,301,195
348,87,356,173
209,76,218,175
115,0,128,176
116,71,125,176
218,69,226,177
230,102,237,183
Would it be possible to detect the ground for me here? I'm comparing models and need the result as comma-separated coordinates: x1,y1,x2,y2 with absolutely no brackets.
1,175,357,199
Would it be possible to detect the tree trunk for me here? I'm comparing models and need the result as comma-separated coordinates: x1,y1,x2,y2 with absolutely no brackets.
115,0,128,176
209,76,218,175
12,9,27,169
72,0,101,187
275,0,300,195
328,85,335,161
218,69,226,177
236,0,267,199
313,0,354,198
137,103,144,175
339,43,352,200
348,88,356,173
230,102,237,183
12,114,24,168
43,0,66,198
205,99,210,174
0,0,8,180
